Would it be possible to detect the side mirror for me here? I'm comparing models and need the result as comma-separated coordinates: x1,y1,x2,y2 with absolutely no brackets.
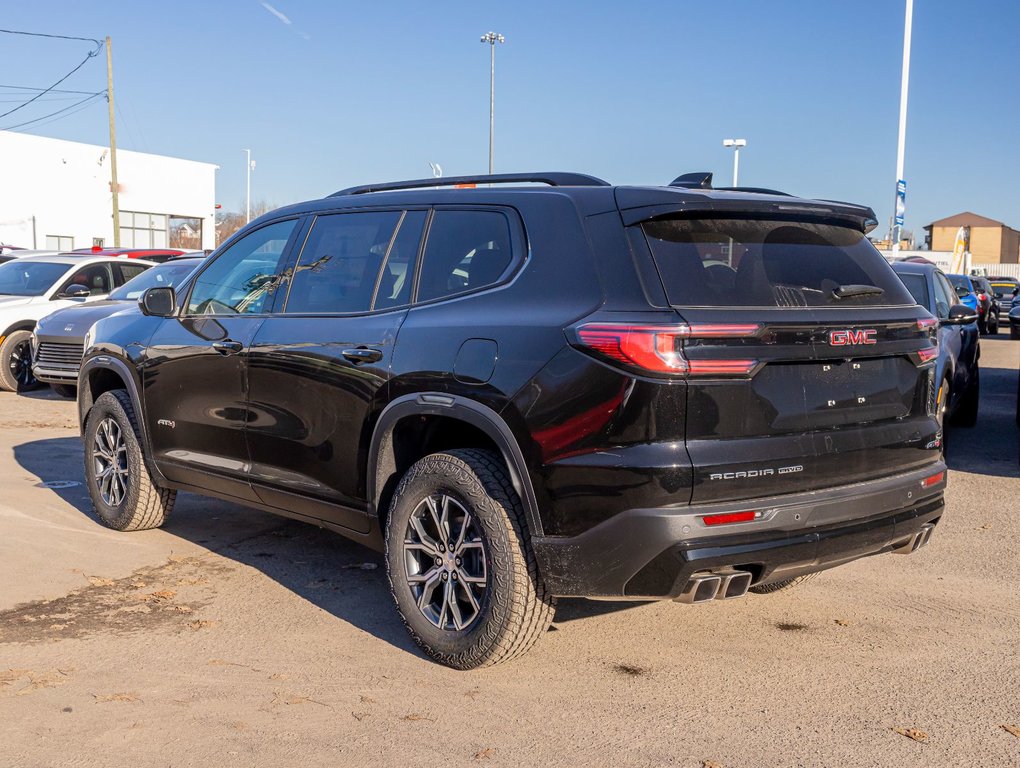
61,283,90,299
942,303,979,325
139,286,176,317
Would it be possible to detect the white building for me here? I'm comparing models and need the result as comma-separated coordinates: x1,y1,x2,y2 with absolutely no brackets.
0,131,217,251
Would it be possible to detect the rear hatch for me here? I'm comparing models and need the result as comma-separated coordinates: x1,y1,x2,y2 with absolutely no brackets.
637,214,940,505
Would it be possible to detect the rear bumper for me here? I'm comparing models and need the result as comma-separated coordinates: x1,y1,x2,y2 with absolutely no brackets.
532,463,946,598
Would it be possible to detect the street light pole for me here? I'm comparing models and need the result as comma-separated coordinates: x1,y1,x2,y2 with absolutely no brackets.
243,149,255,223
480,31,504,175
723,138,747,186
892,0,914,255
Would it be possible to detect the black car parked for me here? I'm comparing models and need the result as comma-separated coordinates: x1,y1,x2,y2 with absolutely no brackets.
33,256,205,396
77,172,947,668
967,275,1000,335
891,261,980,428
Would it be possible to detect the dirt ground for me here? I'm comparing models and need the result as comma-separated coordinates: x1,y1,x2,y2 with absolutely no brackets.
1,338,1019,768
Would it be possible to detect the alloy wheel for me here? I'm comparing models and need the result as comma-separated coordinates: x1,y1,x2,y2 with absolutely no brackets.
403,493,488,631
92,417,129,507
9,339,36,389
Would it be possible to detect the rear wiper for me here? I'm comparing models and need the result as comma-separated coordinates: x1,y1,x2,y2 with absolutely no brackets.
832,284,884,300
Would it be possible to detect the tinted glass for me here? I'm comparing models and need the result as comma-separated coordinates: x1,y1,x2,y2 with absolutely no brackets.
109,260,202,300
417,210,513,302
187,219,295,315
641,218,914,308
284,211,401,314
375,210,426,310
897,272,929,309
0,260,68,296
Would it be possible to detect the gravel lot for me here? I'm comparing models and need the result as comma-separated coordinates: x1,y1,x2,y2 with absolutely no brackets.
1,337,1018,768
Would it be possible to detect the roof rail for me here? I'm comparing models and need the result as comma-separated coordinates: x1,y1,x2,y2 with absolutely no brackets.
716,186,793,196
669,172,713,189
330,172,611,197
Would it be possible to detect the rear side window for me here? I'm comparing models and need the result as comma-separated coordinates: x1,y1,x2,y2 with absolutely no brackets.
417,210,513,303
284,211,401,314
641,218,914,308
897,273,929,309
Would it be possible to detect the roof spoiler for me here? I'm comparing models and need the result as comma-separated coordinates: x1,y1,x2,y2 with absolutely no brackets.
331,172,610,197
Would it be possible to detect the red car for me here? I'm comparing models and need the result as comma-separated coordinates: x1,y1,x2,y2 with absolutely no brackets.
72,247,185,263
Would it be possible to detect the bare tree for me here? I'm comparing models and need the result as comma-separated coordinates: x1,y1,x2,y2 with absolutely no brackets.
215,200,278,246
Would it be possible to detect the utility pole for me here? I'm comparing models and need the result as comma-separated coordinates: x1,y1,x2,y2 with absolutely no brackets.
106,36,120,247
480,32,504,175
891,0,913,255
244,148,254,223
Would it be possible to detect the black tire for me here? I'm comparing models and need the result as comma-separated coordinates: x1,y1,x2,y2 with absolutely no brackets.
978,319,987,335
384,449,555,669
988,314,998,335
1011,325,1020,340
0,330,41,392
749,573,818,594
950,368,979,428
83,390,175,531
51,383,77,398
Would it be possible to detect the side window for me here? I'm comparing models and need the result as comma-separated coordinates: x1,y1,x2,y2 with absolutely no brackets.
186,219,296,315
933,273,953,319
416,210,514,303
374,211,426,310
115,263,148,285
59,263,113,295
284,211,401,314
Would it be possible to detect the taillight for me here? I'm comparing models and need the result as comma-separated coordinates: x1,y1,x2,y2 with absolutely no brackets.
921,471,945,488
916,317,937,332
703,510,760,526
978,293,987,301
914,347,938,365
575,323,759,377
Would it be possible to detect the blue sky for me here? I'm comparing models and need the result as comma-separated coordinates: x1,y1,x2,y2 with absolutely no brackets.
2,0,1017,240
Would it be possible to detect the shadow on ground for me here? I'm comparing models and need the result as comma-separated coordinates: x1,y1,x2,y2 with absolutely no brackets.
12,435,642,657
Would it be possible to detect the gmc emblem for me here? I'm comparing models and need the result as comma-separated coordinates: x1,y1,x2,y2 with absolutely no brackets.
829,329,877,346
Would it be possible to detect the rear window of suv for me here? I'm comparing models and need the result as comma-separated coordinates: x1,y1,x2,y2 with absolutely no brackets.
640,217,914,308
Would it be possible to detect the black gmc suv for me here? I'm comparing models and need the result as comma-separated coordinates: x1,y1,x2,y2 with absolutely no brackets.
78,172,946,668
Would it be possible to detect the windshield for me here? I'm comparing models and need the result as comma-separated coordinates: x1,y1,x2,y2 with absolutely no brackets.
946,274,973,293
0,260,69,297
109,259,202,300
640,217,914,308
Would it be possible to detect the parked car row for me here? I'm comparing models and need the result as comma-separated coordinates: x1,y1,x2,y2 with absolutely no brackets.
0,250,200,392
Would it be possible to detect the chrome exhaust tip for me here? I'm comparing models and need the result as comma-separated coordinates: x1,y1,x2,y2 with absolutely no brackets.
892,522,936,554
717,570,753,599
677,574,722,604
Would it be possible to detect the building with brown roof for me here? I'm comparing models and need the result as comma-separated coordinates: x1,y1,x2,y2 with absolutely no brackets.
923,212,1020,263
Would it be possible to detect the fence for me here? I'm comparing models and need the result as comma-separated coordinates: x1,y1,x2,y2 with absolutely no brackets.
878,250,1020,279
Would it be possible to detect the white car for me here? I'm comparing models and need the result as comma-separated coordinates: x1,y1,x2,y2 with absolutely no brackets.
0,255,154,392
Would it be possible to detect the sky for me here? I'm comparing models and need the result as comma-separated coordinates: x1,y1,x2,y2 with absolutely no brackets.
1,0,1018,242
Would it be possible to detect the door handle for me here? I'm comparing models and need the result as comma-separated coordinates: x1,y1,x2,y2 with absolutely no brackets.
342,347,383,364
212,340,243,355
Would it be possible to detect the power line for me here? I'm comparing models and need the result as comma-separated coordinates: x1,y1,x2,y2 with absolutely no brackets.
0,28,102,46
0,91,106,131
0,31,103,120
0,82,100,96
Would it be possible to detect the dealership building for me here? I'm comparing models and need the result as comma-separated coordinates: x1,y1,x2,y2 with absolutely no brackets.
0,131,217,252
